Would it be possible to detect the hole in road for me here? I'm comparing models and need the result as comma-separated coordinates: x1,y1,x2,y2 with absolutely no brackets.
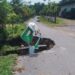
1,36,55,56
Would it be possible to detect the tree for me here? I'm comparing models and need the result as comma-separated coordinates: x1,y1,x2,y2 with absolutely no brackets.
0,0,9,42
11,0,23,14
0,0,8,26
20,5,31,20
48,2,59,23
34,3,44,15
11,0,33,21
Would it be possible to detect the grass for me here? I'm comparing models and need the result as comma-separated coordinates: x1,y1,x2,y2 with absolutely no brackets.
39,16,64,27
0,54,17,75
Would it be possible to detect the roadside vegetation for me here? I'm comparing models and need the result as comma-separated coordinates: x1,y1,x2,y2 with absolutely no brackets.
0,0,30,75
0,54,17,75
0,23,25,51
39,16,64,27
6,23,25,39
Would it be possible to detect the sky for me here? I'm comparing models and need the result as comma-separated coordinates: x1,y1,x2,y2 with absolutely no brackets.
7,0,61,4
26,0,61,4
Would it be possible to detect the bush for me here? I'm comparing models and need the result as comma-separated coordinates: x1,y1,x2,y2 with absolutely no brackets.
0,28,7,43
6,23,25,39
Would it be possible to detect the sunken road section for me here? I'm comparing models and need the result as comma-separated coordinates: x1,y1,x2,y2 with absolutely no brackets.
1,36,55,56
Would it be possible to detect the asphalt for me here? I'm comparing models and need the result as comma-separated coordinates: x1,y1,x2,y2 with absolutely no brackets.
14,18,75,75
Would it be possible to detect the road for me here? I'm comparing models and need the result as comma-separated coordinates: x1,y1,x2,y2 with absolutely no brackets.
14,18,75,75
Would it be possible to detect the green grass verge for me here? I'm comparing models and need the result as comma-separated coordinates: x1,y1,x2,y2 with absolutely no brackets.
0,55,17,75
39,16,64,27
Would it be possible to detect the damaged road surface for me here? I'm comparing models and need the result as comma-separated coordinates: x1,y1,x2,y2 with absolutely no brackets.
14,19,75,75
3,36,55,55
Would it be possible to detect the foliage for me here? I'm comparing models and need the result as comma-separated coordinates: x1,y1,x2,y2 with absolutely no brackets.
10,0,23,15
0,23,25,55
0,55,17,75
34,3,44,15
7,12,22,24
6,23,25,39
10,0,33,21
0,0,8,24
40,2,59,16
39,16,64,27
0,0,12,42
22,5,32,20
0,28,7,41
